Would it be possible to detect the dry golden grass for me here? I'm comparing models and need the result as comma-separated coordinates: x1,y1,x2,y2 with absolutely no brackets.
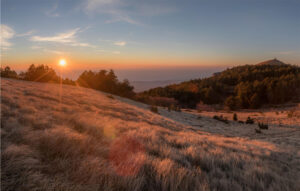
192,107,300,128
1,78,299,191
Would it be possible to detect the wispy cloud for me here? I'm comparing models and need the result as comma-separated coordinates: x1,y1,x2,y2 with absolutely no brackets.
30,28,95,48
85,0,119,10
45,3,60,17
31,28,79,43
83,0,177,26
84,0,141,25
100,38,141,46
30,45,69,55
105,16,141,25
275,51,295,55
1,24,15,50
43,49,69,55
16,30,36,37
114,41,126,46
71,42,96,48
96,49,121,54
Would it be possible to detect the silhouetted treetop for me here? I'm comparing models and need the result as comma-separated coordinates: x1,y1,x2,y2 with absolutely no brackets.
0,66,18,79
76,69,135,98
22,64,60,82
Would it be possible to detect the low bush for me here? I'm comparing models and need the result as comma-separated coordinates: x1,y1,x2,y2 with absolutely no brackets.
246,117,254,124
167,104,181,112
174,105,181,112
258,122,268,130
233,113,238,121
213,115,229,124
255,129,262,133
213,115,219,120
150,105,159,114
107,95,114,99
150,97,178,107
168,104,174,112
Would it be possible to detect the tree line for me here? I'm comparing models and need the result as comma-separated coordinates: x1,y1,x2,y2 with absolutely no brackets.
1,65,135,98
141,64,300,109
2,63,300,109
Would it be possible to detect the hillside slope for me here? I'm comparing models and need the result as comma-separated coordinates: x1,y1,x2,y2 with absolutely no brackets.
1,78,299,191
142,60,300,108
257,58,286,66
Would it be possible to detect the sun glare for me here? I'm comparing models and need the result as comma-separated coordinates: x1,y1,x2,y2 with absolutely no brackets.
59,59,66,67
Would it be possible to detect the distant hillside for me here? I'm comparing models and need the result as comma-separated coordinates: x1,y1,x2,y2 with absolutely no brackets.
256,58,286,66
141,59,300,109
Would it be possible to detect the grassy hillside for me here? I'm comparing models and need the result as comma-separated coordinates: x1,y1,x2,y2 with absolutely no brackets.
141,60,300,109
1,78,300,191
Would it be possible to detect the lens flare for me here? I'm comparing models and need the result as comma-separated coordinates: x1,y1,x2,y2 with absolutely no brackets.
109,135,145,176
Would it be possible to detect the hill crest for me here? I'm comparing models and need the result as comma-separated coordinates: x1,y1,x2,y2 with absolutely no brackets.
256,58,286,66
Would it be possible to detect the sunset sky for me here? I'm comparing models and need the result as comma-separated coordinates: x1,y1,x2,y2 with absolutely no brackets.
1,0,300,80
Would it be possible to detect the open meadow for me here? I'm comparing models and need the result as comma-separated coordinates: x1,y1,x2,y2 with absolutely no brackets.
1,78,300,191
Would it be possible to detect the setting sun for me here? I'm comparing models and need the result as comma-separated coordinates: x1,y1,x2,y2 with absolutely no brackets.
59,59,66,67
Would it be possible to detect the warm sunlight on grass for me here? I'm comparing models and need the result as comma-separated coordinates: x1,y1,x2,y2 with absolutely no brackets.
59,59,66,67
1,78,299,191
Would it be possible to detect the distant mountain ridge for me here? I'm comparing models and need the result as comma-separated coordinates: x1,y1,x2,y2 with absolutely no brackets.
256,58,286,66
141,59,300,109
